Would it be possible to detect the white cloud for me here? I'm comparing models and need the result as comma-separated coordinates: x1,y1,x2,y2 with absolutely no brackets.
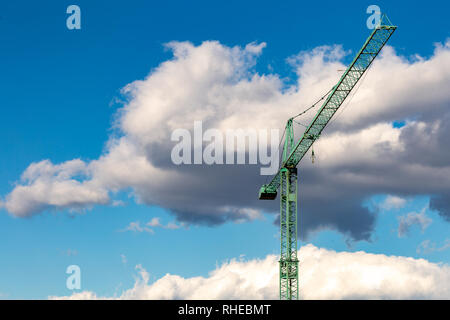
145,217,182,230
121,217,182,234
397,207,432,237
166,222,181,230
112,200,125,207
2,38,450,240
379,195,408,211
51,291,105,300
2,159,109,217
121,221,154,234
417,239,450,255
50,245,450,300
218,206,263,223
146,217,161,227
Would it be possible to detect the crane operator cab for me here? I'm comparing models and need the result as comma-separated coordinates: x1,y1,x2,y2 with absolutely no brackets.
259,185,277,200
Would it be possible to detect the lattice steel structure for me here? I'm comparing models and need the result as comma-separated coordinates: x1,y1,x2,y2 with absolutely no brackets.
259,15,397,300
279,119,298,300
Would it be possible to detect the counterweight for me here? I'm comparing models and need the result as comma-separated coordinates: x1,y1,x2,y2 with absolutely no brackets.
258,15,397,300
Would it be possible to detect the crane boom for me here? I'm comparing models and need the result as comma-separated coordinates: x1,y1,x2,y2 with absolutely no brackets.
259,16,396,200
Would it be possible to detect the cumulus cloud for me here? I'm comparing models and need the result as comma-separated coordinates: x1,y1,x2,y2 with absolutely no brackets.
50,245,450,300
2,159,109,217
397,207,432,237
2,38,450,241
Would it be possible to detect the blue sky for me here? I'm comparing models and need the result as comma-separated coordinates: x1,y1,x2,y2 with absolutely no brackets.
0,0,449,299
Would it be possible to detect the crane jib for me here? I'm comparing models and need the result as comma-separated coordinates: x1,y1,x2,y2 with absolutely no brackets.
259,22,397,200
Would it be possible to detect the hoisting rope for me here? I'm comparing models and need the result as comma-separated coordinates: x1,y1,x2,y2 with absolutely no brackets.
291,87,334,120
262,81,346,186
263,86,333,185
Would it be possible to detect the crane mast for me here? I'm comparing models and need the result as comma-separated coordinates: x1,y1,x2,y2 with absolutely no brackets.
258,15,397,300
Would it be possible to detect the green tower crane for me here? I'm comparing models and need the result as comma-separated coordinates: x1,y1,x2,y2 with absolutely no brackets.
258,15,397,300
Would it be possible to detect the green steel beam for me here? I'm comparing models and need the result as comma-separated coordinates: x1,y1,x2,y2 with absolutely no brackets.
279,167,298,300
259,17,396,200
